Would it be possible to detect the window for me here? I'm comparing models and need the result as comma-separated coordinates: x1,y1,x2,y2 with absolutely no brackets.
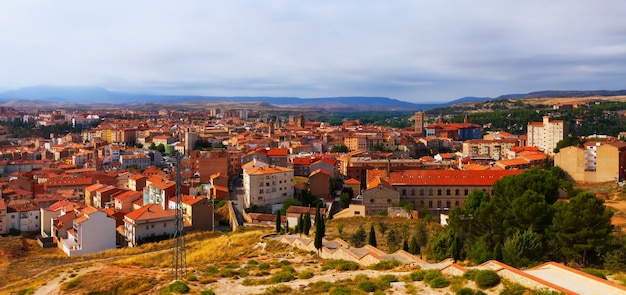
446,200,451,208
420,189,424,196
429,189,433,196
266,182,270,186
446,189,451,196
464,189,469,195
151,224,155,228
164,223,167,227
402,189,406,196
370,199,375,203
410,189,415,196
437,189,442,196
455,200,460,207
259,189,264,194
146,225,149,230
455,189,459,195
428,201,433,208
437,200,442,208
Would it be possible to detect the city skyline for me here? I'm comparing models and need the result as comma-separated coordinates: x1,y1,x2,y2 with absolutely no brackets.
1,1,625,102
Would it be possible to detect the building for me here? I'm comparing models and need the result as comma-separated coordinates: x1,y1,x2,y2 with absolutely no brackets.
62,206,116,256
6,202,40,233
171,195,213,231
309,169,331,199
120,154,151,170
0,198,6,234
114,191,143,212
555,141,626,183
462,138,519,160
360,176,400,215
425,115,482,141
410,111,425,136
527,116,568,156
184,128,198,155
243,161,294,209
367,169,523,214
123,203,176,247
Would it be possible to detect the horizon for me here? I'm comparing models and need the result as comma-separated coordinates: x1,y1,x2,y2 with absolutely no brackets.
1,1,625,102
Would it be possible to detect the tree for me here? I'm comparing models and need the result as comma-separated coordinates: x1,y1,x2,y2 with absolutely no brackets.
275,210,281,233
415,222,428,247
409,235,420,255
403,239,409,252
377,221,388,238
368,225,377,247
331,144,349,153
295,214,303,234
339,193,351,209
350,225,367,247
135,143,144,149
157,143,166,154
280,198,302,215
554,135,583,154
303,212,311,236
386,229,400,252
427,228,463,261
548,192,614,266
149,142,157,150
502,228,542,268
314,205,324,254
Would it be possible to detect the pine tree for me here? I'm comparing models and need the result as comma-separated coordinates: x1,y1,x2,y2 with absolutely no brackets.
409,235,420,255
350,225,367,247
303,212,311,235
314,205,323,254
275,210,281,233
368,225,377,247
403,239,409,252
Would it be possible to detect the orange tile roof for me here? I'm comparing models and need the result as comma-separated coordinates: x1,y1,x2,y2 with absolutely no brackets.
267,147,288,157
245,165,293,175
124,203,175,223
344,178,361,185
367,176,393,190
115,191,143,201
497,158,529,166
369,169,522,186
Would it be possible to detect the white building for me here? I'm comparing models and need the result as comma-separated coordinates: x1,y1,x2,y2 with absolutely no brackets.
243,161,294,208
123,203,176,247
120,154,151,169
6,203,40,233
62,206,116,256
527,116,568,156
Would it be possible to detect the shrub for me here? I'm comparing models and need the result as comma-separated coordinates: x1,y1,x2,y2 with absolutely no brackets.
330,286,352,295
205,266,219,274
322,260,360,271
298,269,314,279
409,270,425,281
247,259,259,266
474,270,500,289
369,259,401,270
456,288,475,295
64,279,80,290
168,280,190,293
264,284,292,295
423,269,442,283
582,268,607,280
269,270,295,283
186,274,198,281
200,290,215,295
307,281,334,293
499,282,527,295
430,276,450,288
68,273,77,278
18,288,34,295
358,280,377,292
258,263,271,270
463,269,479,280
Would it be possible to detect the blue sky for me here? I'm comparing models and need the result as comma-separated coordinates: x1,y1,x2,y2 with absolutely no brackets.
1,1,625,102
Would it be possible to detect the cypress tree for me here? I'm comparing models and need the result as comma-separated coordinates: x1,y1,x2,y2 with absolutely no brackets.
276,210,281,233
368,225,377,247
314,205,323,254
403,239,409,252
303,212,311,235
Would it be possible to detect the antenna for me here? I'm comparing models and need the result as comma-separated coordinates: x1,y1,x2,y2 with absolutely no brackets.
172,152,187,279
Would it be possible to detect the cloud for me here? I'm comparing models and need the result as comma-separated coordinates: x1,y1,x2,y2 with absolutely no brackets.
0,1,625,102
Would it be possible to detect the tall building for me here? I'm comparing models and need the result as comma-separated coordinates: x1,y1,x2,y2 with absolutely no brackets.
411,111,425,136
527,116,568,155
184,128,198,155
243,161,294,209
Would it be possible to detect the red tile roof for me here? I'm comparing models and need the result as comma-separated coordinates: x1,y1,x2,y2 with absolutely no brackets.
368,169,522,186
124,203,175,223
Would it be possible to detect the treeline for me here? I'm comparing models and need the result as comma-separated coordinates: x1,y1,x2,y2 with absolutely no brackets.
0,119,93,139
427,167,625,269
314,111,414,128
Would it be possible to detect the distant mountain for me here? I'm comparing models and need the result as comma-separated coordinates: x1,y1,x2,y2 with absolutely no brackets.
446,96,491,105
496,90,626,100
0,86,434,111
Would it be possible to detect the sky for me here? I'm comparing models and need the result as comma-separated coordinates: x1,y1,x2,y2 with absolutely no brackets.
1,1,625,103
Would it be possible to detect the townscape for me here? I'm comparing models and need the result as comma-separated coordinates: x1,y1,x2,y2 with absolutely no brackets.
0,96,626,294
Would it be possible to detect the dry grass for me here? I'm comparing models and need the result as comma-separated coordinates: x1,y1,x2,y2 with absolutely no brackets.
574,182,626,232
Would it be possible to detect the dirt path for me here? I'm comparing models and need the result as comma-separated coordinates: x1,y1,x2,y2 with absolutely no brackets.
33,263,106,295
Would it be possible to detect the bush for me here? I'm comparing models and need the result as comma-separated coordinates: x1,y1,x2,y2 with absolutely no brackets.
463,269,479,280
200,290,215,295
322,260,360,271
258,263,271,270
409,270,425,281
474,270,500,289
298,269,314,279
358,280,377,292
423,269,442,283
269,270,295,283
186,274,198,281
429,276,450,288
247,259,259,266
264,284,292,295
499,282,527,295
205,266,219,274
582,268,607,280
369,259,401,270
168,280,190,293
456,288,475,295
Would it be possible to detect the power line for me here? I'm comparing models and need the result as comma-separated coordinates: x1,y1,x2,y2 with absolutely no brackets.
172,152,187,279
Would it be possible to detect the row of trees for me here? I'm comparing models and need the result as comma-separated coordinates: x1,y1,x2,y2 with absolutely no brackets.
433,167,619,268
275,204,326,254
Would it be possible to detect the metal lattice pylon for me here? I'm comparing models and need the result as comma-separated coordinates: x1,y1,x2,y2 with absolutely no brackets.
172,153,187,279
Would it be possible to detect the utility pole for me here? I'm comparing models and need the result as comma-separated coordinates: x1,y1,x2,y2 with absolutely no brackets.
172,153,187,280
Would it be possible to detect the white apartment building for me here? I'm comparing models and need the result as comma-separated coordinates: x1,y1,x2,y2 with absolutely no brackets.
62,206,116,256
120,154,151,169
243,161,294,209
6,203,40,233
123,203,176,247
527,116,568,156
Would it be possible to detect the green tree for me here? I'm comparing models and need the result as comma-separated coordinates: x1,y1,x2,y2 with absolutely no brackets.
295,214,303,234
280,198,302,215
275,210,281,233
377,221,388,238
548,192,614,266
157,143,166,154
427,228,463,261
502,228,542,268
415,222,428,247
149,142,157,150
386,229,400,252
303,212,311,236
135,143,144,149
314,205,324,254
368,225,377,247
331,144,349,153
554,135,583,153
403,239,409,252
350,225,367,247
339,193,351,209
409,235,420,255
